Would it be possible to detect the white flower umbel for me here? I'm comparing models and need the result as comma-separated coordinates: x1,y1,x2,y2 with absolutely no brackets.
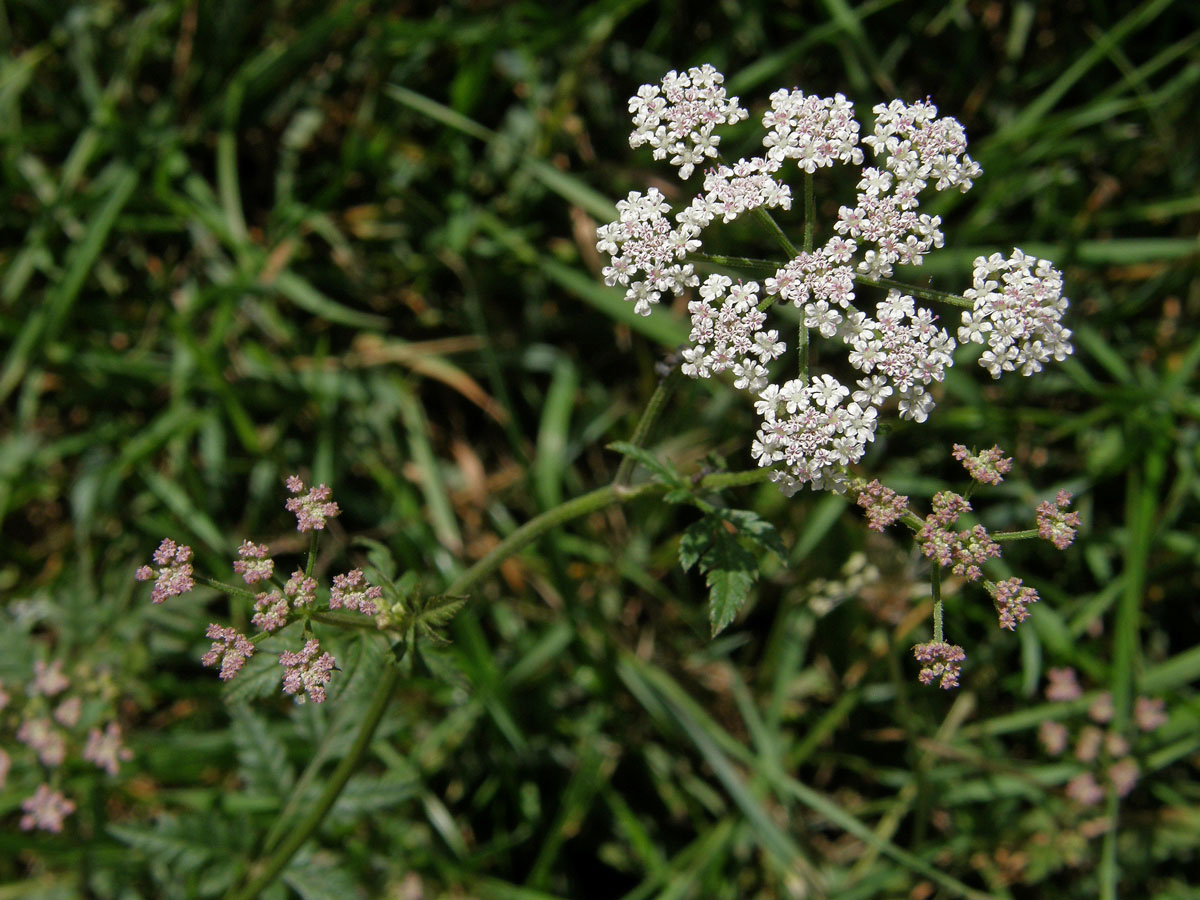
628,65,749,180
958,249,1073,378
599,67,1072,494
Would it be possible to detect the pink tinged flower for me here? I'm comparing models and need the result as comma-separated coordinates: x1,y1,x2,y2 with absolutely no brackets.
1045,667,1082,702
20,784,76,833
1088,691,1114,724
992,577,1038,630
16,718,67,767
135,538,195,603
1036,490,1081,550
1038,720,1069,755
1074,725,1103,763
1134,696,1168,732
201,624,255,681
83,723,133,776
32,659,70,697
951,443,1013,485
285,569,318,607
251,591,289,632
284,477,341,532
54,696,82,728
913,641,966,689
279,639,337,704
1107,758,1139,797
1065,772,1104,807
330,569,382,615
855,479,908,531
233,540,275,585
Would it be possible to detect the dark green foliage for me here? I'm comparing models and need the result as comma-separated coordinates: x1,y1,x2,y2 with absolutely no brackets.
2,1,1199,898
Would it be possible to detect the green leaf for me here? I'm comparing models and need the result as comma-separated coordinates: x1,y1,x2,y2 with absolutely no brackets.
230,705,295,799
703,527,758,637
607,441,685,488
678,517,718,572
707,566,755,637
719,508,786,560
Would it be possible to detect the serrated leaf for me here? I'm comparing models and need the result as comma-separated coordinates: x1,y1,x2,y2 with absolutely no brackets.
662,487,694,505
607,441,685,487
328,775,419,818
415,593,468,629
230,705,295,798
704,526,758,636
720,508,787,560
678,517,718,572
707,566,755,637
282,860,361,900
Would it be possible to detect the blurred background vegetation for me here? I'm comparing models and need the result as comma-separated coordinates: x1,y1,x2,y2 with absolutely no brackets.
2,1,1198,897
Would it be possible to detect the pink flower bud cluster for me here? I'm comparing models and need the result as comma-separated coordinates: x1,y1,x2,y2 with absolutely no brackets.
139,478,383,704
233,540,274,584
912,641,966,689
330,568,383,615
855,479,908,531
991,577,1038,630
1036,489,1081,549
917,492,1001,581
2,660,134,833
952,443,1013,485
285,476,341,531
134,538,194,604
1038,668,1168,808
279,639,337,704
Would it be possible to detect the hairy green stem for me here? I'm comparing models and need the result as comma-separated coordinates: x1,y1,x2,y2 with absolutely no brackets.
615,367,683,487
930,565,945,643
856,274,974,309
227,655,400,900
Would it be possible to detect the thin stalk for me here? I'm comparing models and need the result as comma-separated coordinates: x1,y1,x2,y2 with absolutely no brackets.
931,564,945,643
856,274,974,309
226,657,400,900
615,367,683,487
752,206,799,260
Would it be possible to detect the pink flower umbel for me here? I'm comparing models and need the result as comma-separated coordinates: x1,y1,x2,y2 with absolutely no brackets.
1038,720,1069,755
952,444,1012,485
991,577,1038,630
17,718,67,767
284,476,341,531
330,569,382,615
284,569,317,607
1036,490,1081,549
1134,696,1168,732
279,639,336,704
233,540,275,584
1065,772,1104,807
20,784,76,833
856,479,908,531
913,641,966,689
251,590,289,632
83,723,133,776
1045,667,1082,701
201,625,255,680
32,659,70,697
135,538,195,603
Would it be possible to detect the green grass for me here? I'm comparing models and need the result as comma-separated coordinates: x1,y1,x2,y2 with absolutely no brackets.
2,2,1199,898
